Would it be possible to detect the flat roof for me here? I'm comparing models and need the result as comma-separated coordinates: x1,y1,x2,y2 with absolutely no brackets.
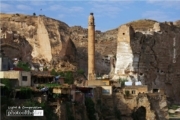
124,85,148,89
31,71,53,77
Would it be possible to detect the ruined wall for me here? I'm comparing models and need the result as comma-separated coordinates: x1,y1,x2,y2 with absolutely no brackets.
113,92,168,120
113,22,180,103
114,25,134,75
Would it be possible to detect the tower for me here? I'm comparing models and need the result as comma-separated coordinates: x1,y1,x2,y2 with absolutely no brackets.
114,25,134,75
88,13,95,80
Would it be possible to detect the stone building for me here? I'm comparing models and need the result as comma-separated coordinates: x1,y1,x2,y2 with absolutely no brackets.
0,70,31,87
123,85,148,96
31,71,54,86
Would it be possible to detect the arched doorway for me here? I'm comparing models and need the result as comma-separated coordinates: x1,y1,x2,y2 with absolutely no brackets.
132,106,146,120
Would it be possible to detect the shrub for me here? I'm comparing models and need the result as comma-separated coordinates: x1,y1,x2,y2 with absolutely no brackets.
50,70,74,84
77,69,85,75
18,87,32,99
50,69,57,76
64,71,74,84
17,61,30,71
119,78,128,87
1,78,12,88
125,91,130,97
85,97,96,120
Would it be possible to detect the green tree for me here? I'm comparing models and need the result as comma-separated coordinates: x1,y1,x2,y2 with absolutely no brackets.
119,78,128,87
77,69,85,75
85,98,96,120
50,69,57,76
1,78,12,88
19,87,32,99
1,78,12,97
64,71,74,84
17,61,30,71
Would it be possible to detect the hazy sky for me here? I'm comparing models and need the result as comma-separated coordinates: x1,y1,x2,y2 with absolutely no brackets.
0,0,180,32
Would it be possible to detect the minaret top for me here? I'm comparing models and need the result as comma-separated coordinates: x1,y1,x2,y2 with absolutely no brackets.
88,13,95,26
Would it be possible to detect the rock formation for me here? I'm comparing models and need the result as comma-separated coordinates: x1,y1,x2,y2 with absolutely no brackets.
112,20,180,104
70,26,117,75
1,13,180,103
0,13,76,71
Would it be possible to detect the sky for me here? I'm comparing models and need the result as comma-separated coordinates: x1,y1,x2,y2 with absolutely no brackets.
0,0,180,32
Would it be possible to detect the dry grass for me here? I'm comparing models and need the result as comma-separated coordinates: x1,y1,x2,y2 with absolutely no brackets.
174,20,180,27
126,19,157,30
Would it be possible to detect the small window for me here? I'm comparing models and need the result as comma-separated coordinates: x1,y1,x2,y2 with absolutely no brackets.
22,76,27,81
153,89,159,93
123,33,125,35
132,90,136,94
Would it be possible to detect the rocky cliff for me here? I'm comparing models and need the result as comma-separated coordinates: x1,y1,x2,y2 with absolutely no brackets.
112,20,180,104
1,13,180,102
0,13,117,74
0,13,76,71
69,26,117,75
113,92,168,120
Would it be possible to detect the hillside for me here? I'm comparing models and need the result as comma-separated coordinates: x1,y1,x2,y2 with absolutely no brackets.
0,13,179,76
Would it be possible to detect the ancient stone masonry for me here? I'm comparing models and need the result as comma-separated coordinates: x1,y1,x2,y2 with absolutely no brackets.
113,22,180,103
88,13,95,80
114,25,134,75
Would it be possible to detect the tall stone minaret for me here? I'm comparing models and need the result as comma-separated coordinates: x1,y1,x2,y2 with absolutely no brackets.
88,13,95,80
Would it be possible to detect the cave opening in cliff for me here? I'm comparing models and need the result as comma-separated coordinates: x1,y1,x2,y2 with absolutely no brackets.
132,106,146,120
153,89,159,93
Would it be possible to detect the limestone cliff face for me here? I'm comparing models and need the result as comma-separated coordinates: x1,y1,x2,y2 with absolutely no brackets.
0,13,76,71
70,26,117,75
32,16,52,62
113,20,180,103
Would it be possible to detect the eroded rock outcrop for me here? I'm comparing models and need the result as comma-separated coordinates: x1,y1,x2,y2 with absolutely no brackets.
112,21,180,103
114,93,155,120
70,26,117,74
0,13,76,71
